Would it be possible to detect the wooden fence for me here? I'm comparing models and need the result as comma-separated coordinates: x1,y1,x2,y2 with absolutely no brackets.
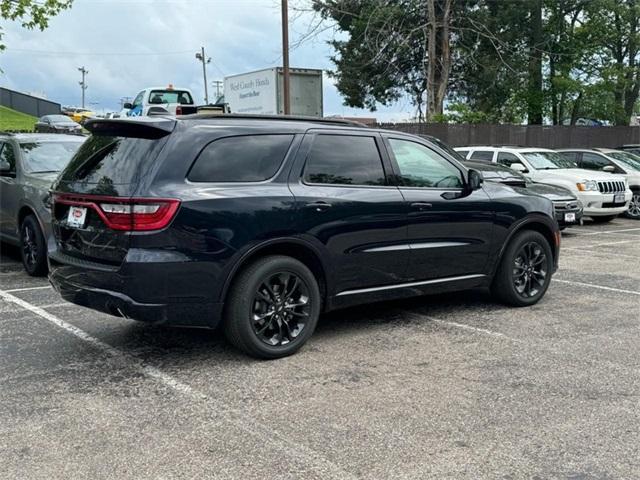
375,123,640,149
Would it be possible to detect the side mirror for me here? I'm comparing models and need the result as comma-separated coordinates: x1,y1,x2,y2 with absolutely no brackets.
602,165,615,173
510,162,529,173
468,169,484,190
123,102,133,109
0,160,14,176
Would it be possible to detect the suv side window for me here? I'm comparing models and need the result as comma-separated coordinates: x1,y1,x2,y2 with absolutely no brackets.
496,152,521,167
388,138,463,188
0,142,17,174
560,151,579,162
469,150,494,162
304,135,386,186
189,134,294,182
581,153,611,171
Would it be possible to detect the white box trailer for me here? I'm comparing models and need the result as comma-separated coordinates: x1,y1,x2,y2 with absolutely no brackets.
224,67,323,117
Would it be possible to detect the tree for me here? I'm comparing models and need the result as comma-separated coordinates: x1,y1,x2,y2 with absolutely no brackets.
313,0,460,121
0,0,73,51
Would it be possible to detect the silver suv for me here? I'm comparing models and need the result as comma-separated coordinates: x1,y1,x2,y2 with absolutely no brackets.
0,133,85,275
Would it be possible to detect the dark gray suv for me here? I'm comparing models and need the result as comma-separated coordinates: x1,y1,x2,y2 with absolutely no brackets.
0,133,85,275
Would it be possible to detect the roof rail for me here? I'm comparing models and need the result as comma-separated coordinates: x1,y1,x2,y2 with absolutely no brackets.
179,113,369,127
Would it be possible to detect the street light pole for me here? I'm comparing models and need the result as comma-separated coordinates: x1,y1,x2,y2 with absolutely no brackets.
78,66,88,108
281,0,290,115
195,47,211,104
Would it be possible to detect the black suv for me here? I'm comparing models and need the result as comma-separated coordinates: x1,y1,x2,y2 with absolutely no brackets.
49,115,560,358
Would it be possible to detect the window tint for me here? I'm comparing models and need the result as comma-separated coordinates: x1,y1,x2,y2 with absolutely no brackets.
304,135,385,186
20,141,83,173
388,139,463,188
469,150,494,162
0,143,17,172
559,151,578,162
581,153,611,171
189,134,294,182
496,152,521,167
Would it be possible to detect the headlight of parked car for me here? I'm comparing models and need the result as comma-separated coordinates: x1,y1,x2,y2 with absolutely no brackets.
576,180,599,191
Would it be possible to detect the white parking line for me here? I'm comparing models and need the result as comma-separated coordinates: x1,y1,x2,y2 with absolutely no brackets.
561,247,640,259
577,239,638,249
553,279,640,296
566,226,640,235
3,285,51,293
0,288,356,480
410,313,522,343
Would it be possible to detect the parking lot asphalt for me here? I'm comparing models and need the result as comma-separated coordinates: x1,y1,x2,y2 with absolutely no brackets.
1,218,639,480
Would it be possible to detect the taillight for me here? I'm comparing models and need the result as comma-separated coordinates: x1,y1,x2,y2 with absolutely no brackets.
54,195,180,232
175,105,182,115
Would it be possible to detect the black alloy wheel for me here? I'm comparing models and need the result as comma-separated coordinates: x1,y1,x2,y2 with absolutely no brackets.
492,230,553,307
224,255,321,359
20,215,47,276
512,241,548,299
251,272,311,346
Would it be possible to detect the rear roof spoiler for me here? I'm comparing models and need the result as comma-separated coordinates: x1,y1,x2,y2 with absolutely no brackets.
84,117,176,139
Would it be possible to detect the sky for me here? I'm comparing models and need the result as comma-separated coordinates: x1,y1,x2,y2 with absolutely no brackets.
0,0,414,121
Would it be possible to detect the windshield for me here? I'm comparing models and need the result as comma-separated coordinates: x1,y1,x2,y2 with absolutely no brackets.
20,141,84,173
48,115,74,123
609,152,640,171
522,151,577,170
148,90,193,105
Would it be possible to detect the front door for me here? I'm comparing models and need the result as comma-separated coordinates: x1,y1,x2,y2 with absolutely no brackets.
383,136,494,281
289,131,409,295
0,142,20,239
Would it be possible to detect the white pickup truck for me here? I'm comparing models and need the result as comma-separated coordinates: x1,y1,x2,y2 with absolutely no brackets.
455,146,632,223
123,86,198,117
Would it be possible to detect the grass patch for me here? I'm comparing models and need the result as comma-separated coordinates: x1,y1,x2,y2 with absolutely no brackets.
0,105,36,131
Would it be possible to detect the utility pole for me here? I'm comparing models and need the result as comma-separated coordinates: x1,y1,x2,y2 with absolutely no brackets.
281,0,291,115
195,47,211,104
78,66,88,108
212,80,223,101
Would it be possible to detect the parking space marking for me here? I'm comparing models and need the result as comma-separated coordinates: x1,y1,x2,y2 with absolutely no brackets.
553,279,640,296
0,288,356,480
410,313,523,343
561,247,639,260
565,227,640,236
576,239,638,249
3,285,51,293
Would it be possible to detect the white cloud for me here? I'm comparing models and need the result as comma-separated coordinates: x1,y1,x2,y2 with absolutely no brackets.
0,0,412,120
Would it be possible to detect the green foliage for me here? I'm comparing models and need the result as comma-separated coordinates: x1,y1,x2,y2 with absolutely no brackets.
0,0,73,51
0,105,36,131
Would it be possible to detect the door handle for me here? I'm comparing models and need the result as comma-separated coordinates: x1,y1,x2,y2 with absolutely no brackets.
305,201,332,212
410,202,433,210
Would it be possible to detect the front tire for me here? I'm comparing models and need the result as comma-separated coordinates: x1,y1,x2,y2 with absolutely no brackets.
223,256,321,359
20,215,47,276
492,230,553,307
590,215,617,223
625,191,640,219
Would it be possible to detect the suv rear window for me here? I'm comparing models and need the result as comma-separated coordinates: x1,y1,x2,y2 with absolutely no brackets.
304,135,385,186
60,135,168,188
188,134,294,183
469,150,494,162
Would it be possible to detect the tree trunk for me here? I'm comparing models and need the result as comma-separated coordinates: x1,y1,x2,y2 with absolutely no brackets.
426,0,452,121
527,0,543,124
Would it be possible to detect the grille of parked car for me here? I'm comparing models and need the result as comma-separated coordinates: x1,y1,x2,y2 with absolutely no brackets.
597,181,626,193
552,201,580,211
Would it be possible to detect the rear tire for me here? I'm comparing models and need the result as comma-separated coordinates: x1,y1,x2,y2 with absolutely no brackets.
20,215,47,277
223,255,321,359
491,230,553,307
625,191,640,219
590,215,617,223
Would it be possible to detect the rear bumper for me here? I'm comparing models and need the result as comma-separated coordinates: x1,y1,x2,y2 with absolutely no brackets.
48,252,223,328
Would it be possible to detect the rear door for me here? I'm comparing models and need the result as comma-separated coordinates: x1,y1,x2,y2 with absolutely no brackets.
288,130,409,294
383,136,494,281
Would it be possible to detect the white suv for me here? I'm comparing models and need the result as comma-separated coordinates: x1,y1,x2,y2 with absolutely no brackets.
455,146,632,223
557,148,640,220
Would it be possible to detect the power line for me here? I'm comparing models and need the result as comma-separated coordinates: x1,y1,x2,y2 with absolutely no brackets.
4,48,195,57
